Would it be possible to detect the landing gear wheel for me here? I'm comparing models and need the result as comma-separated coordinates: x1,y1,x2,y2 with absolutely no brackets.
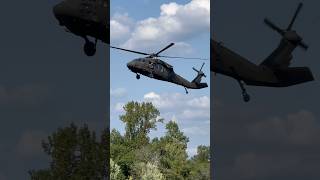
184,87,189,94
236,78,251,102
242,92,250,102
84,41,96,56
136,74,140,79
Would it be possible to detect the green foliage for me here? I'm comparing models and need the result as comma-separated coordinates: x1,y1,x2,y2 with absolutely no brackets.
132,162,165,180
120,101,163,144
31,101,210,179
188,145,211,180
110,158,125,180
111,101,210,179
154,121,190,179
29,123,108,179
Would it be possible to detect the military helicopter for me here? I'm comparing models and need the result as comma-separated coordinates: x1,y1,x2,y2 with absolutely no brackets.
111,43,208,94
212,2,314,102
53,0,109,56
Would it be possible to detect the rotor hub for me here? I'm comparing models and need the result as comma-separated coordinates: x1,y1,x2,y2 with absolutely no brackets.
284,31,302,42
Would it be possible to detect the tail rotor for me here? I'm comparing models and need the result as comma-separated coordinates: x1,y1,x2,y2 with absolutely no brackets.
264,2,308,50
193,63,206,78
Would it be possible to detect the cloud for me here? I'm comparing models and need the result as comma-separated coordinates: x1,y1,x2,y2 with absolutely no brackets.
110,13,133,44
187,96,210,109
187,147,198,157
114,102,125,112
182,126,209,136
111,0,210,52
16,130,47,158
143,92,210,121
111,88,127,98
248,110,320,145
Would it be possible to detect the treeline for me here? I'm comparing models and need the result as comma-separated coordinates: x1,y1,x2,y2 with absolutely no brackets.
30,101,210,179
111,101,210,179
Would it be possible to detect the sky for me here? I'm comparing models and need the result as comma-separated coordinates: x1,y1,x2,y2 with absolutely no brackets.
212,0,320,179
110,0,210,157
0,0,108,179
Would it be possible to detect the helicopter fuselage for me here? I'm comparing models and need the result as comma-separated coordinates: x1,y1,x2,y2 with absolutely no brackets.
212,39,313,87
127,58,207,89
53,0,109,56
54,0,109,42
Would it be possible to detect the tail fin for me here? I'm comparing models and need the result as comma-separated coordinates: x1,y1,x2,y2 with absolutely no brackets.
192,63,207,84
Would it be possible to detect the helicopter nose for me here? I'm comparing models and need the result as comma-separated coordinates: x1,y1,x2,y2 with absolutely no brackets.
53,1,71,24
127,62,133,69
127,61,135,70
53,2,64,17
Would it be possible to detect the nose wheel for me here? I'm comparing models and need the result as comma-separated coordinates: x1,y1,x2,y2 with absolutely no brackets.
83,37,97,56
237,79,250,102
136,74,140,79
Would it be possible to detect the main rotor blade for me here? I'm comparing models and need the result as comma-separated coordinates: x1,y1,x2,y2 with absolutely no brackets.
264,18,284,35
110,46,150,56
159,55,209,61
287,2,303,30
155,43,175,56
299,41,309,50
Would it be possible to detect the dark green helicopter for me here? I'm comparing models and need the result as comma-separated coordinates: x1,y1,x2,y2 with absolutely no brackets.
212,2,314,102
53,0,109,56
111,43,208,94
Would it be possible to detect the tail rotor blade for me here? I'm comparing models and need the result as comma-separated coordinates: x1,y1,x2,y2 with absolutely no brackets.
200,63,205,71
287,2,303,30
193,67,199,73
264,18,284,35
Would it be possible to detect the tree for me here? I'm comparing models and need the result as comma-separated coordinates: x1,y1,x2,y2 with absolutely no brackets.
192,145,210,162
154,121,191,179
188,145,210,180
29,123,108,179
111,102,164,178
132,162,165,180
120,101,163,145
110,158,124,179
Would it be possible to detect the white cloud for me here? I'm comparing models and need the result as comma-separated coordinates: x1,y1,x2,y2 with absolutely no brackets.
182,126,209,136
111,0,210,52
179,109,210,120
187,96,210,109
143,92,209,121
110,88,127,98
114,102,125,112
187,147,198,157
110,13,133,44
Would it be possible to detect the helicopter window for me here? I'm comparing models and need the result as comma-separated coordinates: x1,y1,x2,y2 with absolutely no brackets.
160,65,164,72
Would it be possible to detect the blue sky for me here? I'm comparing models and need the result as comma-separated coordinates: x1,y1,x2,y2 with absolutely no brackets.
110,0,210,157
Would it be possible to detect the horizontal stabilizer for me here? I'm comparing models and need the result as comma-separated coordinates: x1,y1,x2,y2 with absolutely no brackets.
275,67,314,86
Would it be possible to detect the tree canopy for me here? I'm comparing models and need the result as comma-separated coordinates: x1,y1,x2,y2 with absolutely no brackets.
30,101,210,179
